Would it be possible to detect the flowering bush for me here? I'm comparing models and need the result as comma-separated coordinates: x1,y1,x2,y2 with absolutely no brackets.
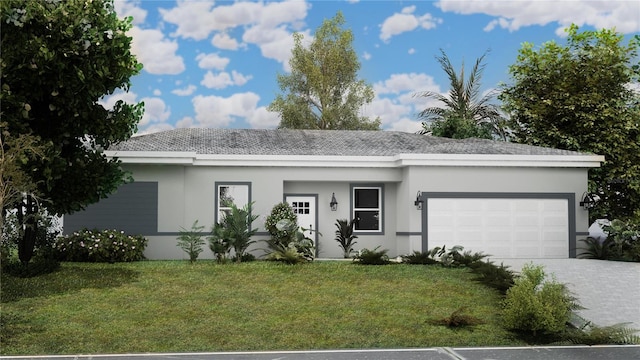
264,202,298,245
54,229,147,262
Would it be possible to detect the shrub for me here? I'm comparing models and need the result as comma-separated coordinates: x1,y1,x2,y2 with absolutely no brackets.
208,223,232,263
353,246,389,265
176,220,206,263
209,202,259,263
54,229,147,262
502,263,580,336
467,261,516,295
558,323,640,345
334,219,358,258
2,253,60,278
401,251,438,265
603,218,640,262
579,236,611,260
264,219,315,264
264,202,298,247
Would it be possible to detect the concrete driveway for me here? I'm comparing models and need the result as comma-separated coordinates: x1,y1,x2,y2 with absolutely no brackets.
491,258,640,330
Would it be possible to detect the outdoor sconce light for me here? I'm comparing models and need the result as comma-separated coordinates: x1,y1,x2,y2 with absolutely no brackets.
414,191,422,210
579,192,596,210
330,192,338,211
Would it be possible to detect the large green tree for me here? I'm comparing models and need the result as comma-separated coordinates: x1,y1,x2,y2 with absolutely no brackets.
269,12,380,130
416,50,507,140
500,25,640,221
1,0,144,263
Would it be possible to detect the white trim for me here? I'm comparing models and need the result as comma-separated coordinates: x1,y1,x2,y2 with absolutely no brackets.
105,151,604,169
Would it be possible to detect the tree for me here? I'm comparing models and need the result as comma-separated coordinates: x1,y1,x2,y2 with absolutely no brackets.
416,50,507,140
500,25,640,221
1,0,144,263
269,12,380,130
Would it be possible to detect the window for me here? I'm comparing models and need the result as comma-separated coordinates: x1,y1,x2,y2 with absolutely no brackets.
352,185,383,233
216,183,250,223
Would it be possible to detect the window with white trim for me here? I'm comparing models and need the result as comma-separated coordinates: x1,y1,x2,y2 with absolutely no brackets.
216,183,250,223
352,186,383,233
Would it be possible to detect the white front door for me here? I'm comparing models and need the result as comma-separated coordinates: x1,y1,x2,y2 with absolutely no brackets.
286,196,317,240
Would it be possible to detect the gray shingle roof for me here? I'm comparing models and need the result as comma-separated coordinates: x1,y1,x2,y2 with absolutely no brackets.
108,128,588,156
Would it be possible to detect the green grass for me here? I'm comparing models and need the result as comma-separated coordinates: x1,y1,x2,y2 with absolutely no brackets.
1,261,524,355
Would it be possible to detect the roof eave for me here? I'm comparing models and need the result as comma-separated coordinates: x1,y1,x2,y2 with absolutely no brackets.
106,151,604,168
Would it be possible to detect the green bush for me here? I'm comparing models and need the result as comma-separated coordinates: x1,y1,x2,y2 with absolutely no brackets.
353,246,389,265
176,220,206,263
502,263,579,336
334,219,357,258
2,253,60,277
558,323,640,345
264,202,298,247
264,219,315,264
401,251,438,265
54,229,147,262
468,261,516,295
580,218,640,262
208,202,258,263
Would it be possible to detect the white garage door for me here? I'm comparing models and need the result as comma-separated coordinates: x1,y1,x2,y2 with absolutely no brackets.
427,198,569,258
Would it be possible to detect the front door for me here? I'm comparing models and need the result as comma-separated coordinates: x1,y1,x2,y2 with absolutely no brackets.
285,195,317,240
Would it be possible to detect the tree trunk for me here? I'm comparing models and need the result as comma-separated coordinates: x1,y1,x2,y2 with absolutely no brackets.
17,195,38,265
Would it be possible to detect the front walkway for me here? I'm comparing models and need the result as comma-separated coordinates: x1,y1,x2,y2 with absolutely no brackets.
492,258,640,330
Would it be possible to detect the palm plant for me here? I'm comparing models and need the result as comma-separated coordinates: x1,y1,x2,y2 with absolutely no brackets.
415,49,507,140
210,202,258,263
334,219,357,258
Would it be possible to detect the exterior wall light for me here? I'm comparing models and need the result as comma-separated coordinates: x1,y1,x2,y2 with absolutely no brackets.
330,192,338,211
414,191,422,210
579,192,596,210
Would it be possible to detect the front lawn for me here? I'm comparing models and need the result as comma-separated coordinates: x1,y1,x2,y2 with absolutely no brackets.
1,261,523,355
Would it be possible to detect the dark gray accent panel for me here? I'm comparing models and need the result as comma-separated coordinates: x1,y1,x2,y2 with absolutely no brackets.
418,192,576,258
396,232,422,236
64,182,158,235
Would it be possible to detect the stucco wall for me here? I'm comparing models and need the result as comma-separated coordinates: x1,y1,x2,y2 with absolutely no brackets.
65,163,592,260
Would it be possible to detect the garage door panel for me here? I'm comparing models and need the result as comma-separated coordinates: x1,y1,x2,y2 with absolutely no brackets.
428,198,569,259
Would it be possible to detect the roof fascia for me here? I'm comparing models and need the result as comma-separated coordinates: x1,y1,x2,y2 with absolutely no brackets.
105,151,604,168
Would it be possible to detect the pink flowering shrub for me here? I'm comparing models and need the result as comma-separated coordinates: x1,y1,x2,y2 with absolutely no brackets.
54,229,148,262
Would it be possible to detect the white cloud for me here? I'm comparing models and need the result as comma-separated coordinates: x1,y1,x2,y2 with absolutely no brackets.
195,53,230,70
114,0,147,25
159,1,219,40
408,48,416,55
161,0,309,69
380,6,442,42
436,0,640,34
139,97,170,127
374,73,441,95
171,85,197,96
247,107,281,129
363,51,372,60
362,97,413,127
201,70,253,89
388,118,424,133
192,92,261,127
176,116,195,128
153,89,162,96
212,32,241,50
129,27,185,75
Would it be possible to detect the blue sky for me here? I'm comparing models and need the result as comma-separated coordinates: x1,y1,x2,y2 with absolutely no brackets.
103,0,640,134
